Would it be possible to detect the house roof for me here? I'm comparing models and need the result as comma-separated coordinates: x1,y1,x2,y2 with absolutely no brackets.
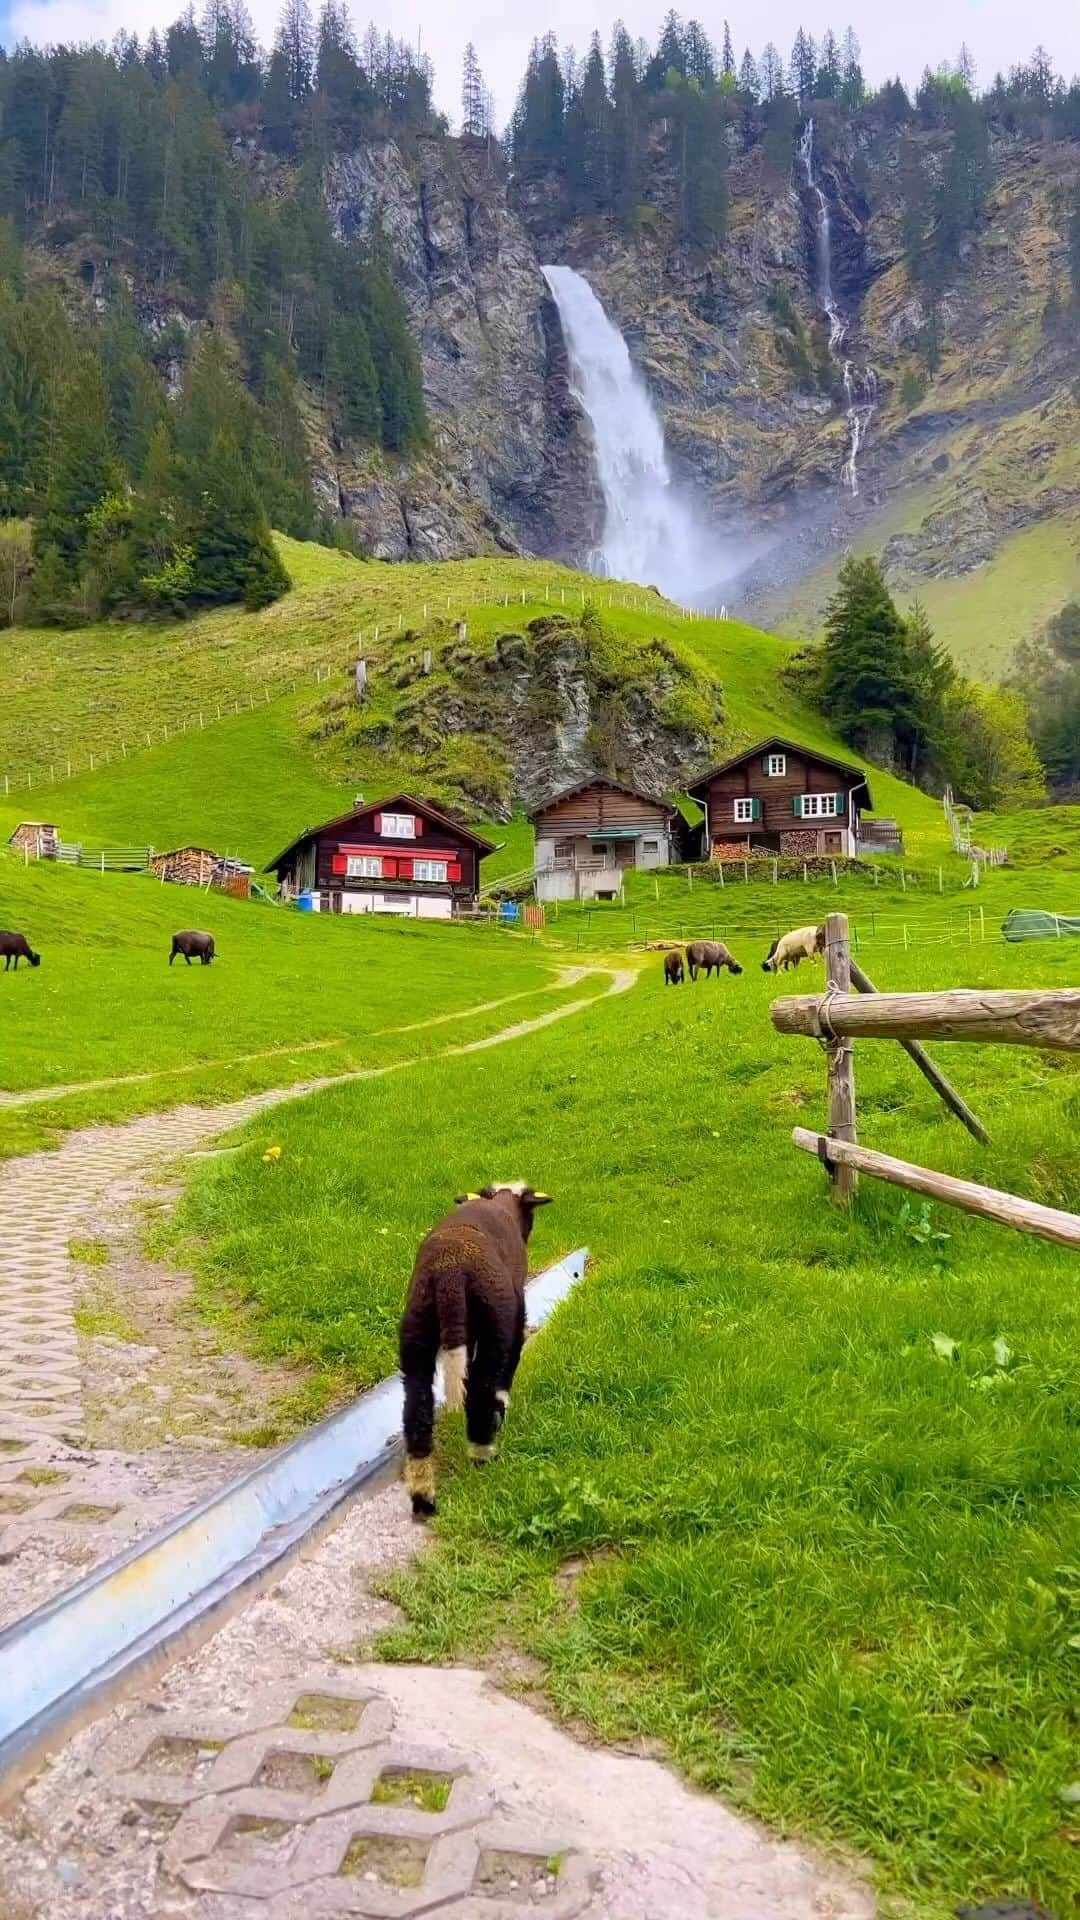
151,845,219,860
687,737,873,810
528,776,673,823
265,794,496,873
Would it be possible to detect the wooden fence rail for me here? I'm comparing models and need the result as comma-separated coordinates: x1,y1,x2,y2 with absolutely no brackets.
792,1131,1080,1250
771,986,1080,1052
771,910,1080,1248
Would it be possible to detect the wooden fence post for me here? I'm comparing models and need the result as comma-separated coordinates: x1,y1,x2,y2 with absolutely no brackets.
824,912,857,1207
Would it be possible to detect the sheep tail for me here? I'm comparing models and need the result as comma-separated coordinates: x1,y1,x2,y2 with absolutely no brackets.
434,1265,468,1410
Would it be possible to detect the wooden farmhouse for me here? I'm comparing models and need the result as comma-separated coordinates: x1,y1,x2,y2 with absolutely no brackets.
267,794,493,920
688,737,874,861
530,779,676,902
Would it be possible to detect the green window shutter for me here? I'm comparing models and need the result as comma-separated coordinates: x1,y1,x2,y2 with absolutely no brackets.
761,754,771,774
753,796,762,821
834,790,846,817
793,795,802,818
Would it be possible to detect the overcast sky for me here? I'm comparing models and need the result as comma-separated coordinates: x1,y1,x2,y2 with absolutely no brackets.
3,0,1079,126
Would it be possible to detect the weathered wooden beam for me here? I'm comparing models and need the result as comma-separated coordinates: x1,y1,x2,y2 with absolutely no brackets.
771,987,1080,1052
824,913,856,1207
792,1128,1080,1250
848,958,989,1145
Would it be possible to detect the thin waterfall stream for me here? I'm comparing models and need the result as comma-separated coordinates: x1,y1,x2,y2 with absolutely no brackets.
797,119,876,495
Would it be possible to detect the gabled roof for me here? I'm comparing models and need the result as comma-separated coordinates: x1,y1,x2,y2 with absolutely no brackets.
528,776,673,822
265,793,496,873
687,737,873,810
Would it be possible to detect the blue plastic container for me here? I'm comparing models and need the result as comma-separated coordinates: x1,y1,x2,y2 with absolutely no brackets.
297,890,316,913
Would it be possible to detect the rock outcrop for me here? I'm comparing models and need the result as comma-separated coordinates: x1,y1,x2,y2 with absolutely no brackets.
322,136,600,562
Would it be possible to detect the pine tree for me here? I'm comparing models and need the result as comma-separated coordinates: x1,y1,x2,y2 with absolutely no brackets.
816,29,840,99
461,43,488,137
34,354,121,581
737,49,759,101
275,0,314,102
607,23,642,229
185,425,289,608
683,21,716,89
819,555,918,763
840,27,863,107
790,28,816,108
721,21,734,79
759,43,784,100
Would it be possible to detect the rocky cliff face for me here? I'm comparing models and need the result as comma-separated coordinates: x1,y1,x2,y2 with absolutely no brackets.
306,610,725,817
320,136,600,563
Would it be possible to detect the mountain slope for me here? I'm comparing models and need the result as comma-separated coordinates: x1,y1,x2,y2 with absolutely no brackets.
0,541,949,871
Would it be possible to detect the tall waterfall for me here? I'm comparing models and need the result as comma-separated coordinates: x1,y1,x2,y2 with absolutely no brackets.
797,119,876,495
541,264,716,601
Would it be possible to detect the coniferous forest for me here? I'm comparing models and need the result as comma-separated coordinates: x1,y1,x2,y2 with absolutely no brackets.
1,7,1079,625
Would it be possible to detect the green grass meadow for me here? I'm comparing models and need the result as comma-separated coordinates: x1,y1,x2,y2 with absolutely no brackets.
168,922,1080,1919
2,544,1079,1914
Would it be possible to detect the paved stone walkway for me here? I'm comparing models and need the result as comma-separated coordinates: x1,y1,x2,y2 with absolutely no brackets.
0,1483,877,1920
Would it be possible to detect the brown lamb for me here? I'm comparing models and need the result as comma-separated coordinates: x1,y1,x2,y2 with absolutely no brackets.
663,950,685,986
398,1183,553,1517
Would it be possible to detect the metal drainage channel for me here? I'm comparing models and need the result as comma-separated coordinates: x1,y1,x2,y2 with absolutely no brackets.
0,1248,587,1789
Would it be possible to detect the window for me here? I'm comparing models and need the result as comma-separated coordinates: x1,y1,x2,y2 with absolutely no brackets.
767,753,786,776
381,812,416,839
800,793,839,819
643,840,660,853
414,859,448,883
734,798,755,824
346,854,381,878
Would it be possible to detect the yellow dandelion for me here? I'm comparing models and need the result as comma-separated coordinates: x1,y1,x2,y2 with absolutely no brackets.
262,1145,282,1163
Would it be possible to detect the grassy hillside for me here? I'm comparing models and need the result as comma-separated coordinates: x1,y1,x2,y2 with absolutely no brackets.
0,851,589,1157
0,539,951,873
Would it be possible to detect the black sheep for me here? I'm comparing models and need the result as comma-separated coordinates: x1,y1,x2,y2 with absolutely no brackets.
663,950,685,986
399,1183,553,1517
0,931,40,971
170,930,216,966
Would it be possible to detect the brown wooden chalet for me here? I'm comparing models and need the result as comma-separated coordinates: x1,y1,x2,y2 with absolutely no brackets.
266,794,494,920
530,778,676,901
688,737,875,861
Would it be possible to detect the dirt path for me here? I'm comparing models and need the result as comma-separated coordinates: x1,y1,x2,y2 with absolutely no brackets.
0,968,636,1620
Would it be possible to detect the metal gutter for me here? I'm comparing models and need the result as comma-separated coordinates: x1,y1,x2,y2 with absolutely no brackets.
0,1248,587,1786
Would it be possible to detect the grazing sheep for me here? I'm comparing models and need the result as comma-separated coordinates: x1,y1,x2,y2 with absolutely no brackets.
0,931,40,971
687,939,743,981
398,1182,553,1518
761,923,826,973
663,950,685,986
170,930,215,966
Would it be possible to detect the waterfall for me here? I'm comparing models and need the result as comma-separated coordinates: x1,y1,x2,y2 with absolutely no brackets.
797,119,876,494
541,264,717,601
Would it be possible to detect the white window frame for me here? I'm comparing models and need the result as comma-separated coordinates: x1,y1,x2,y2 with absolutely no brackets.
734,797,755,824
346,854,382,878
381,812,416,839
766,752,786,776
413,858,449,883
800,792,839,819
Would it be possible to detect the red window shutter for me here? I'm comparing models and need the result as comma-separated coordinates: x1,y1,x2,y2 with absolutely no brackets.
397,857,414,879
383,856,397,879
373,813,382,835
412,816,422,837
331,852,347,876
448,861,462,883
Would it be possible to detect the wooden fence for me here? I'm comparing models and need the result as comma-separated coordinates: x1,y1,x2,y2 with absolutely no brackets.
769,911,1080,1249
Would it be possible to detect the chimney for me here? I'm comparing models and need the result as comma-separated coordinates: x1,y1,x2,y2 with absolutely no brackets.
352,793,364,810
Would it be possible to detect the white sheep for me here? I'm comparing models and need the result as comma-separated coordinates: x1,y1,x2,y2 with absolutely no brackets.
761,923,826,972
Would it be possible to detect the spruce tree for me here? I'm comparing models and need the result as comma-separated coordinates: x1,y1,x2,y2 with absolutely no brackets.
721,21,735,79
819,555,918,763
33,352,122,617
275,0,314,102
185,426,289,608
737,50,759,101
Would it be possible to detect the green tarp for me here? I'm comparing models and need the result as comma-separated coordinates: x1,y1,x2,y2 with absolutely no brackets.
1002,909,1080,942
